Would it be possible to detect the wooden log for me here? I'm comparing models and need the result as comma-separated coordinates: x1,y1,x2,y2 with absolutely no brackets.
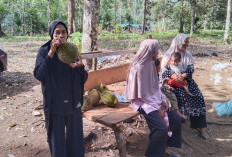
113,125,127,157
81,49,136,59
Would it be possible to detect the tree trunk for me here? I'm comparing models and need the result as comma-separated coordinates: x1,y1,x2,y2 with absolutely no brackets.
162,16,165,31
134,0,137,24
179,0,184,33
190,0,197,36
68,0,75,34
203,0,207,31
142,0,147,34
82,0,100,70
120,2,122,24
210,7,214,32
224,0,231,42
114,0,117,25
204,19,207,31
22,0,25,35
0,16,5,37
77,0,82,31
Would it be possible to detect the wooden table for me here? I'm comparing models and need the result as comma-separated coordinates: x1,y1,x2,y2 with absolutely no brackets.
83,102,139,157
83,62,140,157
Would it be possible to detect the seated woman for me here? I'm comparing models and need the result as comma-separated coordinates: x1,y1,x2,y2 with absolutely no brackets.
125,39,181,157
161,33,209,140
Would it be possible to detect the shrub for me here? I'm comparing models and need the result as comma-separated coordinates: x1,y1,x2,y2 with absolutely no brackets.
115,24,122,33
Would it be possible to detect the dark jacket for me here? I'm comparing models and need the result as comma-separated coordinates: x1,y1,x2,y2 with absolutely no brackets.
34,40,88,115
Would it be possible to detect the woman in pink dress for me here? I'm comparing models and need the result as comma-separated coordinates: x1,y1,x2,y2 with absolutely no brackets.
125,39,181,157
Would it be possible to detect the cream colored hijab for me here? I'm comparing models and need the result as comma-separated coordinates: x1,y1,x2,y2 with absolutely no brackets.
161,33,194,73
125,39,160,100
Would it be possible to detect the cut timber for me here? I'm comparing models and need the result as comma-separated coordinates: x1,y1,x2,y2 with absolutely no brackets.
83,103,139,127
81,50,136,59
113,125,127,157
84,63,130,91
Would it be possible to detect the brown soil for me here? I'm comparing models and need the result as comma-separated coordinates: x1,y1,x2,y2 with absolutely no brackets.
0,39,232,157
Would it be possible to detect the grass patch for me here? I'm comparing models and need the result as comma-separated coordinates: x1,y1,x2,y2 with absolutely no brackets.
98,30,178,50
0,30,230,50
0,36,50,42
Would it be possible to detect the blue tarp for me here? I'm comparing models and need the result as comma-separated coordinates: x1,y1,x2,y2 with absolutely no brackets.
121,23,139,28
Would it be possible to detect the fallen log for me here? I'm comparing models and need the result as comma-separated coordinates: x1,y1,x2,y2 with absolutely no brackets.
207,121,232,125
81,49,136,59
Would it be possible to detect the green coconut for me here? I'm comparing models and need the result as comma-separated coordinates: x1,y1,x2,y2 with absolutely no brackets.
100,90,118,107
88,89,101,106
58,42,79,64
96,83,109,93
81,95,93,112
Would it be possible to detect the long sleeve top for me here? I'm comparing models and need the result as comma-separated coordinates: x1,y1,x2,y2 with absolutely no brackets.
131,90,167,114
34,40,88,115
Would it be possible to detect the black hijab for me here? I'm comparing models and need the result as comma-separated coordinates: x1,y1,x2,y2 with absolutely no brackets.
48,20,68,39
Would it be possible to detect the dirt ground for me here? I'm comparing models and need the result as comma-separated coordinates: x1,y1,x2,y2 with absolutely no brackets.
0,39,232,157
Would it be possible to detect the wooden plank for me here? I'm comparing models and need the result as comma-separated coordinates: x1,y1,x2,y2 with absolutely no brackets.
83,103,139,127
97,110,139,127
82,51,102,54
81,49,136,59
84,63,130,91
83,103,115,121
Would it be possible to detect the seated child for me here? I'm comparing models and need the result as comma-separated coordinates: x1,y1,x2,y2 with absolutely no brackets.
155,59,187,121
209,100,232,117
164,52,194,96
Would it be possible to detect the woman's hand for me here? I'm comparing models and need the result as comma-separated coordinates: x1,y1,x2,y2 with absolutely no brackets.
48,39,62,58
171,73,187,82
69,56,84,68
158,109,165,118
161,102,169,111
171,73,179,80
177,73,187,82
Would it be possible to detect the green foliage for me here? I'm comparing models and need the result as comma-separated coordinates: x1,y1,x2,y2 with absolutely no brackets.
173,0,192,32
0,0,230,42
70,32,82,53
124,10,134,24
1,30,230,48
115,24,122,33
102,11,113,29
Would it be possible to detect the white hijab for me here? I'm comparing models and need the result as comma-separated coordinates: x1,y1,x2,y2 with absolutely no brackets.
161,33,194,74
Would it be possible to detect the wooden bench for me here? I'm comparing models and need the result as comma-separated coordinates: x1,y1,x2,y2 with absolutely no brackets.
82,50,162,156
83,63,139,157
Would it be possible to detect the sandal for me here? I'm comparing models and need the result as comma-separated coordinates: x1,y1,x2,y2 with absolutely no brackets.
195,129,209,140
164,151,181,157
181,117,187,123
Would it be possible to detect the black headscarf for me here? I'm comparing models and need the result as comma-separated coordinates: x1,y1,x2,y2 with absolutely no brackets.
48,20,68,39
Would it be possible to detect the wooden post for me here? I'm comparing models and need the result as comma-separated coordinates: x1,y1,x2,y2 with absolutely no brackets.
113,125,127,157
142,0,147,34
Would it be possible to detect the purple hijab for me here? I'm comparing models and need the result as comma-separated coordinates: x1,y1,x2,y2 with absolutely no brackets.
125,39,160,100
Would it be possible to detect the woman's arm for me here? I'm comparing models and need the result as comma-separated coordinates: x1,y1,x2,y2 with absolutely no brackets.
34,50,52,83
34,39,61,83
184,64,194,80
162,68,173,79
69,56,88,84
163,57,171,68
174,64,194,82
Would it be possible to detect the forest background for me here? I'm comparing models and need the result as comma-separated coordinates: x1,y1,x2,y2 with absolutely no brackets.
0,0,231,46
